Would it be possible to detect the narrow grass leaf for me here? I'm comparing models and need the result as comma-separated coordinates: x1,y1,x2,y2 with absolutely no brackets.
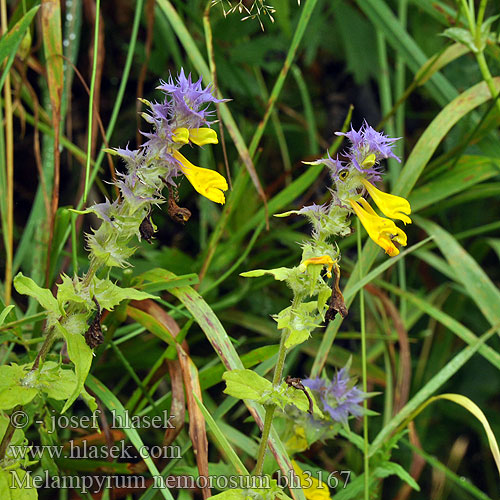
193,393,249,476
417,217,500,329
395,77,500,198
369,328,496,456
86,375,175,500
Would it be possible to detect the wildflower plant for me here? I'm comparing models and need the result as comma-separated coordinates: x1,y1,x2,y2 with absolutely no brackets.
222,122,412,483
0,71,227,490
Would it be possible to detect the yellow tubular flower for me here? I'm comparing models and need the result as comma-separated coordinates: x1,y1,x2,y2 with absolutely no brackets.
361,178,412,224
172,127,189,144
188,127,218,146
300,255,335,278
292,461,332,500
173,151,228,204
350,199,407,257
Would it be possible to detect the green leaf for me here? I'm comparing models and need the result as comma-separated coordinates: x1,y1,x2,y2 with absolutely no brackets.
56,322,93,413
417,217,500,329
442,27,478,52
37,361,77,401
0,365,38,409
91,276,157,310
56,274,87,305
192,393,249,476
240,267,292,281
480,14,500,50
429,394,500,475
275,302,322,349
13,273,59,316
132,268,199,293
373,461,420,491
223,369,272,401
0,305,14,326
414,43,470,85
0,468,38,500
0,6,39,89
409,155,500,212
209,491,246,500
162,270,305,500
369,328,496,456
395,78,500,198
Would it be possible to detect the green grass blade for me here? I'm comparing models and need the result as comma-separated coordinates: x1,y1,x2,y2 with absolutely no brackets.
395,77,500,198
86,375,175,500
357,0,457,105
378,281,500,370
417,216,500,330
163,270,305,500
369,328,497,457
193,393,249,476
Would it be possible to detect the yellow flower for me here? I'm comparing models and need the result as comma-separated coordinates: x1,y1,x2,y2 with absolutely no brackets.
292,461,332,500
361,178,411,224
188,127,218,146
172,127,189,144
285,426,308,453
300,255,336,278
170,127,226,204
172,127,218,147
350,198,407,257
173,151,228,204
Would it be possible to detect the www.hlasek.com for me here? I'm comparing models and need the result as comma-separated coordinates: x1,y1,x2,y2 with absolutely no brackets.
8,441,182,461
10,470,352,493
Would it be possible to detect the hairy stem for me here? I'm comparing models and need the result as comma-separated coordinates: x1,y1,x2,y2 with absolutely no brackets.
31,329,57,372
253,329,289,476
253,292,302,476
0,405,21,460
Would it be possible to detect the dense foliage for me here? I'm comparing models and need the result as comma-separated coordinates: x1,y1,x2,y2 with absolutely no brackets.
0,1,499,499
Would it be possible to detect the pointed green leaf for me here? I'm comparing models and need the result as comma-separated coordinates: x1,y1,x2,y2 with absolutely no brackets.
13,273,59,315
56,322,93,413
240,268,292,281
223,369,272,401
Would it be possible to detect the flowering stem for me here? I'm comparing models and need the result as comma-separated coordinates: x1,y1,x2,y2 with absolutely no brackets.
253,294,301,476
357,220,370,499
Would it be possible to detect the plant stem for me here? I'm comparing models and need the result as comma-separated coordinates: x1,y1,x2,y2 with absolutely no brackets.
0,405,21,460
357,219,370,499
475,51,500,115
1,0,14,305
84,0,101,203
253,292,302,476
253,328,289,476
31,329,57,372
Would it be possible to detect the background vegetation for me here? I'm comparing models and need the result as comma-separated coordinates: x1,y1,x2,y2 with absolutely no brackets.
0,0,499,499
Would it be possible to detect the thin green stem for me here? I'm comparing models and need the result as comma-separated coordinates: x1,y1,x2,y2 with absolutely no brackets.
253,292,303,476
71,212,78,275
475,0,487,34
253,404,276,476
357,220,369,500
475,51,500,114
84,0,101,203
1,0,14,305
253,328,289,476
31,329,57,372
0,405,21,460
